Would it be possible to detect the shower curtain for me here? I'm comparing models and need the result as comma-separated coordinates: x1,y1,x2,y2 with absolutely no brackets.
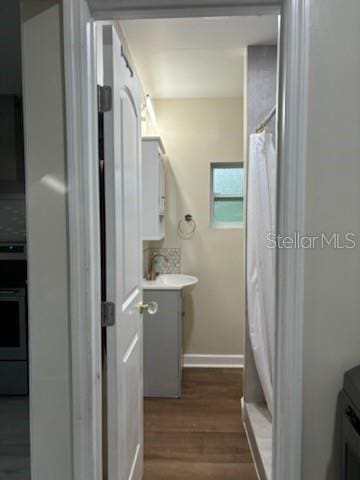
247,131,277,416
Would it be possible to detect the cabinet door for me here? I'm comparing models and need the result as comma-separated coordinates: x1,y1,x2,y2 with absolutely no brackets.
0,96,25,195
143,290,181,398
158,155,166,215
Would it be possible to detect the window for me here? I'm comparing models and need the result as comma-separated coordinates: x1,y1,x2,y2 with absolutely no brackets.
211,163,244,227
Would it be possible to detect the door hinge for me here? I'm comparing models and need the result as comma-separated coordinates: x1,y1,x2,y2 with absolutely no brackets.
101,301,115,327
97,85,112,113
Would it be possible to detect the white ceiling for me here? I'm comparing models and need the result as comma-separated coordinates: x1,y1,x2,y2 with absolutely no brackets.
120,16,278,98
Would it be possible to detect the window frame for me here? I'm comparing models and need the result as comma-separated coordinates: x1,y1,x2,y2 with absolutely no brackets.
210,162,245,229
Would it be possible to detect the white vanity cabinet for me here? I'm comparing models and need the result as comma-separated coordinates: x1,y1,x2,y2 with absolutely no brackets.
142,137,166,240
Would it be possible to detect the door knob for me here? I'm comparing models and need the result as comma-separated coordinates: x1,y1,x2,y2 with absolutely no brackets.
138,301,158,315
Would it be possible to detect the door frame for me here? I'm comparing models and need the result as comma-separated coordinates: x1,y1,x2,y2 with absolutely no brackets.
62,1,310,480
63,1,102,479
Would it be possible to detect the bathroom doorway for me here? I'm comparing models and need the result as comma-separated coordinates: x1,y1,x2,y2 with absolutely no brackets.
97,14,279,479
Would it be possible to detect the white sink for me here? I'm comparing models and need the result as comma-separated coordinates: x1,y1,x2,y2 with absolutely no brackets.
143,274,198,293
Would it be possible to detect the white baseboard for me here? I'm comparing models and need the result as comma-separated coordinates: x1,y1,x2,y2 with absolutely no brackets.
183,354,244,368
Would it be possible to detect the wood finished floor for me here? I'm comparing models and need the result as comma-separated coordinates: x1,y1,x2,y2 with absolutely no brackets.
144,368,258,480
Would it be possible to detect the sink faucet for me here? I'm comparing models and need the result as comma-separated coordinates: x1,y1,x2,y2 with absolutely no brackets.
147,254,169,281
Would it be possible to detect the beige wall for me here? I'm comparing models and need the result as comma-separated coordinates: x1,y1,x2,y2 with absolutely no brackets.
302,0,360,478
22,2,73,479
151,97,244,355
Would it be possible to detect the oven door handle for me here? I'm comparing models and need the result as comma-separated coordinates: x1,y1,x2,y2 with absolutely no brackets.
0,290,18,295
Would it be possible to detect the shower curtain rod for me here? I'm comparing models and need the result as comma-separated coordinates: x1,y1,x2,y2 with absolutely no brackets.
256,105,277,133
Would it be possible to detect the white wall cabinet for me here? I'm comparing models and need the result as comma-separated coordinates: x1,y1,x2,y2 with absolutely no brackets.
142,137,166,240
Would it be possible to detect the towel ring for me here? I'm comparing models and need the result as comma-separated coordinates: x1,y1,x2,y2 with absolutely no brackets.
177,214,196,239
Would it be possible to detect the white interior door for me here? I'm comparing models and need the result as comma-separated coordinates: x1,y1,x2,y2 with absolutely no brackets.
103,25,143,480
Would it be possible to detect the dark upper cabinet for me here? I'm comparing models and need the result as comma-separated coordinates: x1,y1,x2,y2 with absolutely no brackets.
0,95,25,196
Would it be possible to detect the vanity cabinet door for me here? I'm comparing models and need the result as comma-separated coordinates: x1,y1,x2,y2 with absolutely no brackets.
143,290,182,398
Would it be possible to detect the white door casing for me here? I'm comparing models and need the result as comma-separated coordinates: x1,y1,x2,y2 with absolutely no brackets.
103,24,143,480
64,3,309,480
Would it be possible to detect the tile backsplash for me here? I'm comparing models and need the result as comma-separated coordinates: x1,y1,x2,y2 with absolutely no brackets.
143,247,181,276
